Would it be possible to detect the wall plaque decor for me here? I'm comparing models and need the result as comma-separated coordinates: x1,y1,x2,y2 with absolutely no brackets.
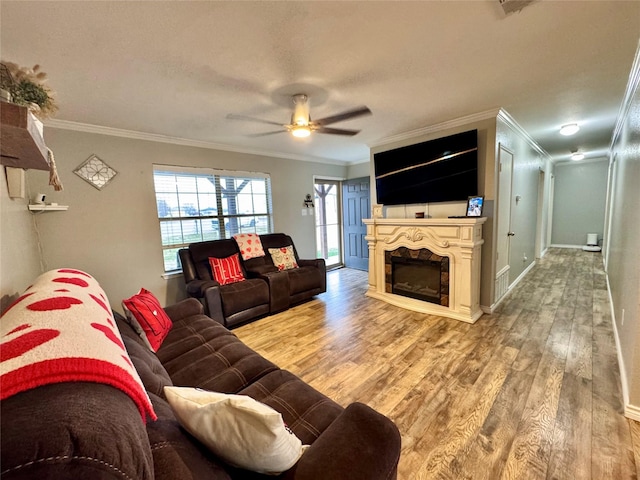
73,154,117,190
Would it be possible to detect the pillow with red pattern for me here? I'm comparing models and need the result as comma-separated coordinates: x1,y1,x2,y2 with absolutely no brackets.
209,254,246,286
122,288,173,352
268,245,299,271
233,233,265,261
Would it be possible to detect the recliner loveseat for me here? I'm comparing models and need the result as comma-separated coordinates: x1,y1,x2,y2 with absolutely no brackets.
179,233,326,328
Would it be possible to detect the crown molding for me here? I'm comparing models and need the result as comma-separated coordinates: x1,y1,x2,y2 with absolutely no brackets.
43,119,349,166
611,39,640,149
369,108,501,149
496,109,551,160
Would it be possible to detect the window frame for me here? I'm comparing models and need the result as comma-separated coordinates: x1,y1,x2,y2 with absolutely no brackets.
153,165,274,273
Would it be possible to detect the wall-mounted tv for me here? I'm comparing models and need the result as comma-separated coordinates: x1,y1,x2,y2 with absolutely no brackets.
374,129,478,205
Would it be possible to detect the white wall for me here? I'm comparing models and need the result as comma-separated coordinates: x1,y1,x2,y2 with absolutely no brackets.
0,167,44,314
606,41,640,419
495,114,550,288
551,159,608,246
26,127,347,312
346,161,370,180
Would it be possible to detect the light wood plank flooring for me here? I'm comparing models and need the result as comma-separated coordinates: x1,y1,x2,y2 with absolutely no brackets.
235,248,639,479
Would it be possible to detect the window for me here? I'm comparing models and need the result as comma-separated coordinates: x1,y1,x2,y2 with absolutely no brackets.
153,165,273,272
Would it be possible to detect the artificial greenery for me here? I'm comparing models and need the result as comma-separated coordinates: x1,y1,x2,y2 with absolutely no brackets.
0,62,57,118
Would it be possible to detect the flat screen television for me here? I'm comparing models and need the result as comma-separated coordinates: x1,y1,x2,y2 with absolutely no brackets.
374,129,478,205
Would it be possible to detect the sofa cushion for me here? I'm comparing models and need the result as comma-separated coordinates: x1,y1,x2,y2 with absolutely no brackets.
123,334,173,399
219,278,269,317
190,239,242,281
233,233,265,260
156,315,278,393
165,387,307,474
209,254,246,286
122,288,173,352
146,391,232,480
238,370,344,445
268,245,299,271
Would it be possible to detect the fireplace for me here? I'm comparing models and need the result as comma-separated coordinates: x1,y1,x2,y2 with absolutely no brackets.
364,217,486,323
385,248,449,306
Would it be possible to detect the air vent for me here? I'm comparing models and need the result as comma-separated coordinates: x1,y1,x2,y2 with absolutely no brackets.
499,0,537,15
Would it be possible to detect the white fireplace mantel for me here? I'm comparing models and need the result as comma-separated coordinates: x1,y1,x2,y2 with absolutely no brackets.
363,217,487,323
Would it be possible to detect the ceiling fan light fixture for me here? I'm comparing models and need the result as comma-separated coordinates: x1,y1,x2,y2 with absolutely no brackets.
560,124,580,136
291,125,311,138
571,151,584,161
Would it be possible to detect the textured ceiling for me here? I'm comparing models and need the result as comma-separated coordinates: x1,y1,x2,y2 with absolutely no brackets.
1,1,639,165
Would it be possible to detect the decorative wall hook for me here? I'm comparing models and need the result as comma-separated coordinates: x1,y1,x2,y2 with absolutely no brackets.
303,193,314,208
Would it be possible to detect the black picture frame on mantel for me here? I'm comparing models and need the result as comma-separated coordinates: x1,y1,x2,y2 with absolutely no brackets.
466,196,484,217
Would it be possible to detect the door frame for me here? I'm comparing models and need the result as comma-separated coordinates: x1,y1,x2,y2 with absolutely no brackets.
313,175,345,269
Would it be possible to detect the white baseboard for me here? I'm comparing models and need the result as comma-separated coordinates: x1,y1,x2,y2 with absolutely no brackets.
625,403,640,422
606,274,635,420
481,261,536,314
549,244,584,249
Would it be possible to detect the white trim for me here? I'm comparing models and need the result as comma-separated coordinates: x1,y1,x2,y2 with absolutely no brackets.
553,156,609,167
44,118,349,166
497,109,551,160
161,271,183,280
549,244,583,249
510,260,536,291
606,274,632,419
625,404,640,422
369,108,501,148
153,164,270,179
611,39,640,149
313,175,346,182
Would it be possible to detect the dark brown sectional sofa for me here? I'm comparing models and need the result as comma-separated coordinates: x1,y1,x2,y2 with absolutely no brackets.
1,298,401,479
180,233,326,328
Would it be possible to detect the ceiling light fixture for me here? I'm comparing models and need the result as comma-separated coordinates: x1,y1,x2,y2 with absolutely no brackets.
571,151,584,161
560,124,580,136
291,125,311,138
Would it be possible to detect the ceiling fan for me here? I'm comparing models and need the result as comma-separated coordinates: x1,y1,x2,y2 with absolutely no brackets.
227,94,372,138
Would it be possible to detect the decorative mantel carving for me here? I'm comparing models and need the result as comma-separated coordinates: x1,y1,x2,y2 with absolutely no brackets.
384,226,450,248
363,217,487,323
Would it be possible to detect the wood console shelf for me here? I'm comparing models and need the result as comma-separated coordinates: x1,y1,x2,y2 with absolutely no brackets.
0,101,50,170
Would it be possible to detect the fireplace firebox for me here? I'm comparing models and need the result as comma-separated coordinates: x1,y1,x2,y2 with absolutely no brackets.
384,247,449,307
392,257,441,303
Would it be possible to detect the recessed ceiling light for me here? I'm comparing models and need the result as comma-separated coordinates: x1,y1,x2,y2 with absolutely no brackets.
571,151,585,161
560,124,580,136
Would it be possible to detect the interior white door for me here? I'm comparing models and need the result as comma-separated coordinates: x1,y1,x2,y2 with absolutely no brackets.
495,144,514,301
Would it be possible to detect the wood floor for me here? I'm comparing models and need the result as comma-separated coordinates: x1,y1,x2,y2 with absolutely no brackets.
235,248,639,479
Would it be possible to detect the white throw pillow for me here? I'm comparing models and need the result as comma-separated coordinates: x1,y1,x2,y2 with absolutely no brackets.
164,386,307,475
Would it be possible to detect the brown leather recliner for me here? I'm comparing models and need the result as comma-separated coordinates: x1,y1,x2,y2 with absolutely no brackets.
179,239,276,328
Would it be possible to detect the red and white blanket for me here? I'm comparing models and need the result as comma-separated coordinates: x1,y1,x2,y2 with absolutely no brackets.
1,269,156,422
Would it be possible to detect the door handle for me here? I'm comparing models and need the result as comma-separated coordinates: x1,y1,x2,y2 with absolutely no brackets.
507,232,515,237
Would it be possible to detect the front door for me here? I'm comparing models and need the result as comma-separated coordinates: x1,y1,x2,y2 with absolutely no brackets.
342,177,370,271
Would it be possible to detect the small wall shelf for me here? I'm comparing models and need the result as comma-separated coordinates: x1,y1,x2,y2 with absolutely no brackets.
28,204,69,212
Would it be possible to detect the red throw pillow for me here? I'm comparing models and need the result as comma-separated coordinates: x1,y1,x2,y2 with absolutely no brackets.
122,288,173,352
209,254,246,285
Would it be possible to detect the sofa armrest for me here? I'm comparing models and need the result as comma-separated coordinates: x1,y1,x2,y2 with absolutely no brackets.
297,258,325,270
164,298,204,322
297,258,327,293
285,402,401,480
185,279,220,298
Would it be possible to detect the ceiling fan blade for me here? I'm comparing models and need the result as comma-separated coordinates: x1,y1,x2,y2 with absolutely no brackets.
315,127,361,136
226,113,284,127
247,130,285,138
314,106,372,126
